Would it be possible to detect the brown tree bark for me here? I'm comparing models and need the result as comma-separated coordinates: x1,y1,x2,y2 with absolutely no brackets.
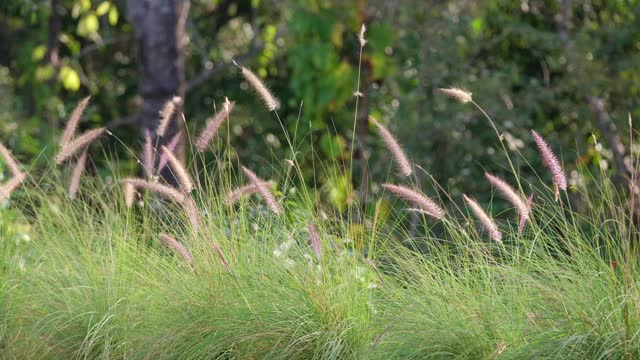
126,0,189,184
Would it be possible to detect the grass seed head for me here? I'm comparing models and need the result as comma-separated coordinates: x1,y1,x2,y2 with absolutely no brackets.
55,128,106,165
157,96,182,137
68,148,88,200
370,116,412,177
241,66,279,112
463,194,502,243
196,99,235,152
0,142,23,177
531,130,567,191
161,145,194,193
241,166,282,214
60,96,91,147
439,87,472,104
382,183,444,220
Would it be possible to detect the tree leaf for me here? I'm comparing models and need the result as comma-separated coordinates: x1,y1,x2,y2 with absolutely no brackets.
59,66,81,91
96,1,111,16
77,13,99,37
108,7,118,26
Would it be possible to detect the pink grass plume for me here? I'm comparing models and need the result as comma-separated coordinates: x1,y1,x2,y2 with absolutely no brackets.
238,64,279,112
159,233,194,266
370,116,412,177
382,183,445,220
157,131,182,174
122,177,186,203
463,194,502,243
307,223,322,261
156,96,182,137
60,96,91,147
0,172,26,202
68,148,88,200
531,130,567,192
55,128,106,165
241,166,282,214
196,98,235,151
0,142,22,177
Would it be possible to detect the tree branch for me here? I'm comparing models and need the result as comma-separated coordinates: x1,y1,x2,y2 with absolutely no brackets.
185,44,264,92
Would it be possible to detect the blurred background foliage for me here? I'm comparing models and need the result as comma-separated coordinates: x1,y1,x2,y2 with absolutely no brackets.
0,0,639,215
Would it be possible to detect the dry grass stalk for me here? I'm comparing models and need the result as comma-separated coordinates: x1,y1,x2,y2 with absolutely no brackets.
0,172,26,201
122,177,185,203
143,129,154,178
196,98,235,151
55,128,106,164
463,194,502,243
124,182,136,208
60,96,90,147
382,183,445,220
438,87,472,104
0,142,22,176
159,233,194,265
531,130,567,191
370,116,412,177
68,148,88,200
308,223,321,261
241,166,282,214
157,96,182,137
157,131,182,173
161,145,193,193
240,66,279,111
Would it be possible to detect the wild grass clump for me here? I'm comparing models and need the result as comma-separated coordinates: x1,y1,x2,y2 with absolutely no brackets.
1,23,640,360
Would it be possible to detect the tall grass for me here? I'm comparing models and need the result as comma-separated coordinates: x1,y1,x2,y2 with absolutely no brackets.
1,26,640,360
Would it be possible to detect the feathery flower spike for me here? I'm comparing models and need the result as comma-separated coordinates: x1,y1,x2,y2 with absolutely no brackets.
159,234,194,265
370,116,412,176
382,183,445,220
68,148,88,200
55,128,106,164
241,166,282,214
519,194,534,235
484,173,531,232
357,24,367,47
463,194,502,243
60,96,91,147
124,182,136,208
196,99,235,151
531,130,567,191
239,65,279,111
184,197,200,230
212,242,231,273
0,172,26,201
161,145,193,193
438,87,472,104
157,131,182,173
0,142,22,176
308,223,322,261
143,129,154,178
156,96,182,137
226,183,259,205
122,178,186,203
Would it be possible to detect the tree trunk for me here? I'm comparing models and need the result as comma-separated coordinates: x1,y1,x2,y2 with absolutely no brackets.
126,0,189,184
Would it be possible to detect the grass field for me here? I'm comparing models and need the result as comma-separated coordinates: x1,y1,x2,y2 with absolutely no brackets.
1,55,640,358
2,112,640,359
